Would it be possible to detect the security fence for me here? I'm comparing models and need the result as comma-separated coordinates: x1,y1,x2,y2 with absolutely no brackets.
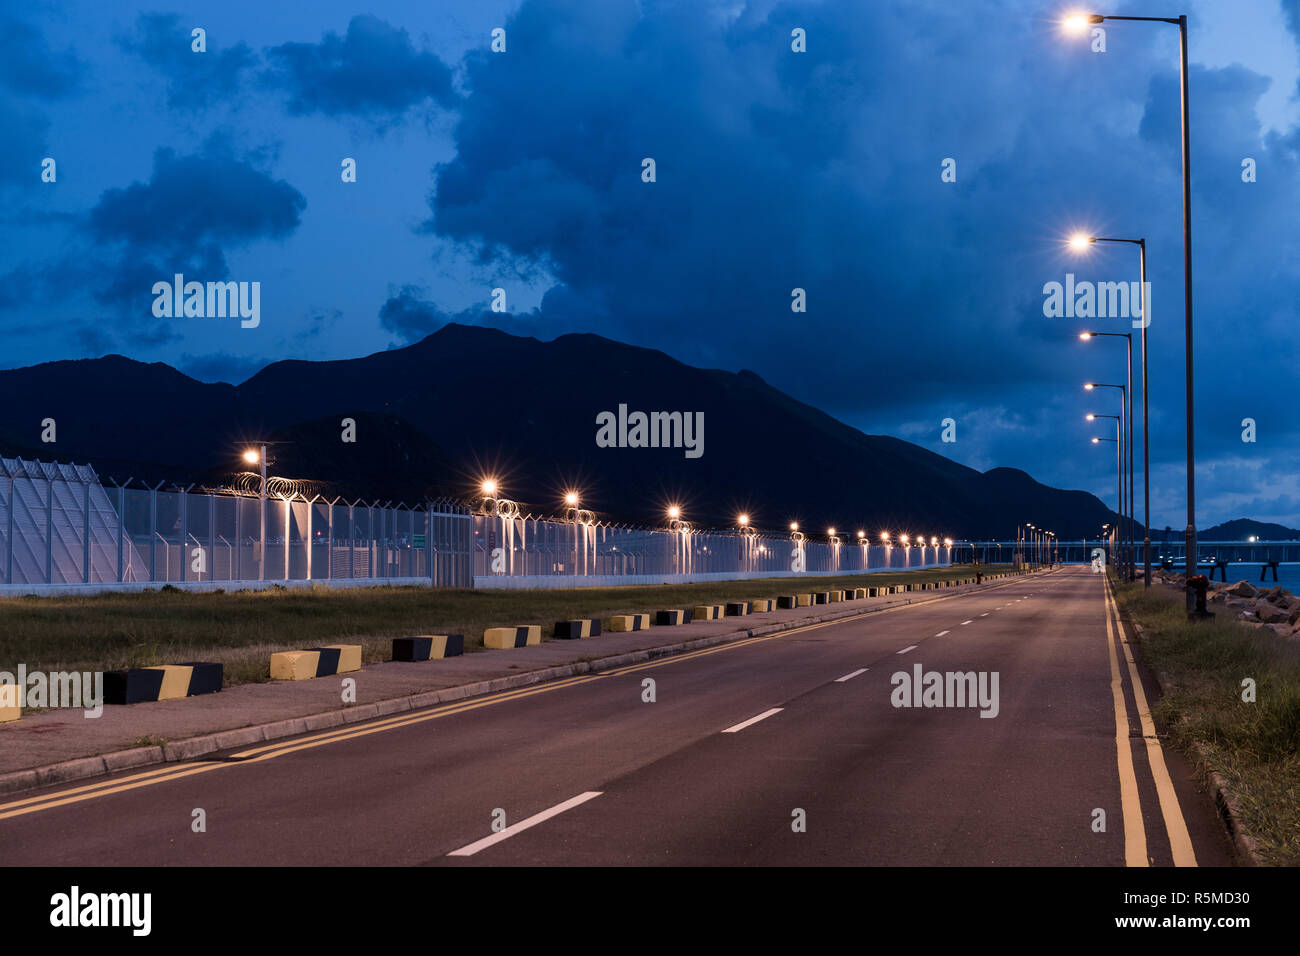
471,515,951,584
2,456,956,592
0,458,474,590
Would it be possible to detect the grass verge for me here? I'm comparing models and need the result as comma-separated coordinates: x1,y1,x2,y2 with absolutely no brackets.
0,565,1000,686
1112,575,1300,865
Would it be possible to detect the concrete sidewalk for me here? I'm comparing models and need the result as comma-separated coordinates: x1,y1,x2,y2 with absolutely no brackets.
0,573,1043,795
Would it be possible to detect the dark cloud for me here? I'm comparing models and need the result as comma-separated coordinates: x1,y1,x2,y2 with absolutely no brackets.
118,13,256,109
378,286,451,341
378,286,557,345
262,15,458,123
0,16,82,98
81,137,304,325
89,139,304,252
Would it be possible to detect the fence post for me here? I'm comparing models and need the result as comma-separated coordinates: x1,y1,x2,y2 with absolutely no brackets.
306,495,315,580
235,495,242,580
283,497,290,581
5,473,13,586
45,472,54,584
208,493,215,582
82,479,91,583
148,483,158,582
179,485,189,583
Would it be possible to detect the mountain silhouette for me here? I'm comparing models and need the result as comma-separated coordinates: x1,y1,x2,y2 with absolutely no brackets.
0,324,1120,537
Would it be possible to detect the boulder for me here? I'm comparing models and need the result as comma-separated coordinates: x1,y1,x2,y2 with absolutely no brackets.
1227,580,1257,598
1255,602,1288,624
1263,586,1288,606
1268,623,1292,638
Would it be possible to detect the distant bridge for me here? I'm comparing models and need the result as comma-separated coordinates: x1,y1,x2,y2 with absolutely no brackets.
955,540,1300,566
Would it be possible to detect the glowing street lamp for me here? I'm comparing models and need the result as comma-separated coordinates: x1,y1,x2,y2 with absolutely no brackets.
1062,12,1103,34
737,513,749,527
481,478,499,496
564,491,579,507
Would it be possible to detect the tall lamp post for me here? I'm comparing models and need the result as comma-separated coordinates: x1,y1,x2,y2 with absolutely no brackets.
1086,383,1129,577
1080,329,1135,582
1064,11,1196,610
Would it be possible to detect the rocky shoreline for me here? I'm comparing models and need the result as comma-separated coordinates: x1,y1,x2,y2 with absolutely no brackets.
1154,573,1300,637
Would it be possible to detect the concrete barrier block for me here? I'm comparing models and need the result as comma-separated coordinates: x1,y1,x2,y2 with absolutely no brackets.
813,592,830,604
393,634,465,661
776,595,798,609
827,590,844,603
847,588,866,599
552,619,602,639
655,609,691,625
725,602,750,616
608,614,651,632
692,604,724,621
484,626,543,648
796,594,813,607
104,662,223,704
750,599,775,612
270,645,361,681
0,683,19,723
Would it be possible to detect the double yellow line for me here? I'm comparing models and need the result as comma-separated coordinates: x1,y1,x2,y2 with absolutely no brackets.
0,577,1022,822
1101,572,1196,867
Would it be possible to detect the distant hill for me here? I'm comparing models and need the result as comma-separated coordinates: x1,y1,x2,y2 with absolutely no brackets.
1199,518,1300,540
0,324,1122,536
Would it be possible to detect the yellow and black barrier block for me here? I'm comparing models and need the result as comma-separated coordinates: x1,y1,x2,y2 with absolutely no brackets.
104,663,223,705
692,604,724,621
776,595,798,609
796,594,813,607
827,590,844,603
270,645,362,681
393,635,464,661
483,626,543,648
1,684,20,723
608,614,651,632
812,592,831,604
750,599,775,612
553,619,602,639
725,601,750,616
846,588,866,599
655,609,692,625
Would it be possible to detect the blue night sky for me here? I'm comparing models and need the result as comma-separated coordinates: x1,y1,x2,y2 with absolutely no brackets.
2,0,1299,530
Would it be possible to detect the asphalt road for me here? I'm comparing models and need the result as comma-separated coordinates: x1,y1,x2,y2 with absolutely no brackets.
0,567,1235,866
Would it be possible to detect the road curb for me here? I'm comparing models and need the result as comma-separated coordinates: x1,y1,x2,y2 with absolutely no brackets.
0,572,1042,799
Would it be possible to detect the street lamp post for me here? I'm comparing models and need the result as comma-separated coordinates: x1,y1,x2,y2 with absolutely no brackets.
1080,329,1135,581
1086,383,1129,577
1092,428,1122,568
1065,11,1196,609
243,445,269,581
